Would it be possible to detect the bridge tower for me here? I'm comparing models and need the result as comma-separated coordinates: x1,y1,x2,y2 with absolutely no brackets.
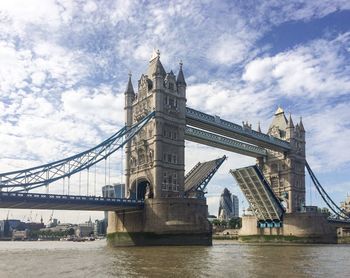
108,51,211,246
260,107,306,213
124,50,186,200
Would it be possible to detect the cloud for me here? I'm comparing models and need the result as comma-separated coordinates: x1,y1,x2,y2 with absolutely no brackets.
187,81,275,125
83,1,98,13
0,0,62,27
243,33,350,98
304,102,350,171
1,0,350,222
206,34,251,65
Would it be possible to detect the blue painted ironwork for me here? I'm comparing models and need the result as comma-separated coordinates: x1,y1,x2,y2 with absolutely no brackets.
186,107,291,151
184,155,227,197
0,191,143,211
185,126,267,157
230,165,285,221
306,161,350,221
0,111,155,193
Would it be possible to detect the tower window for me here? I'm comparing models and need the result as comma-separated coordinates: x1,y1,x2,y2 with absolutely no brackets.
169,83,174,90
172,154,177,164
162,172,167,190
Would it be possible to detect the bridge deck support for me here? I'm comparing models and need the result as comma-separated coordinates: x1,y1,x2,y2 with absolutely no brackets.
239,212,337,243
107,198,212,246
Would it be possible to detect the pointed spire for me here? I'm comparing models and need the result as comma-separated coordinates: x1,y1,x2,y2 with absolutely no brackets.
275,106,284,115
125,72,135,95
257,121,261,133
176,60,186,86
299,116,305,132
287,113,294,128
147,49,166,77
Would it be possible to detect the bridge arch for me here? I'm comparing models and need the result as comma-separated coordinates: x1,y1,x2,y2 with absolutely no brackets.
130,177,153,200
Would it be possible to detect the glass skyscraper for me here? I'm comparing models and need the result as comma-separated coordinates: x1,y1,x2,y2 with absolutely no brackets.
218,188,239,221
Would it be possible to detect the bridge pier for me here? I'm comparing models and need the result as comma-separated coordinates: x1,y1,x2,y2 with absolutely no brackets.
107,198,211,246
239,212,337,243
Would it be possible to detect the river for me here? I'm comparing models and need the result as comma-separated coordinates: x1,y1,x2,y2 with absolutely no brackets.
0,240,349,278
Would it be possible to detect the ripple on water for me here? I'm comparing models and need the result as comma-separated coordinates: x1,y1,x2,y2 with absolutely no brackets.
0,241,349,278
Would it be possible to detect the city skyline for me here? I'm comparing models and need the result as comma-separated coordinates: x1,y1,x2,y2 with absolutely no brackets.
0,1,350,222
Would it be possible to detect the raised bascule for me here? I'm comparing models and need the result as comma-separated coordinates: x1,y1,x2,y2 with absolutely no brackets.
0,51,349,245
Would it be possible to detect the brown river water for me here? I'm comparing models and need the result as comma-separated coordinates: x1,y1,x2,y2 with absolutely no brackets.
0,240,349,278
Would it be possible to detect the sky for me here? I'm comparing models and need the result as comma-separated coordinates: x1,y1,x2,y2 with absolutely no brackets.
0,0,350,224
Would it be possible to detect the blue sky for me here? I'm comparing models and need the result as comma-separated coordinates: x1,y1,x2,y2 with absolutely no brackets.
0,0,350,223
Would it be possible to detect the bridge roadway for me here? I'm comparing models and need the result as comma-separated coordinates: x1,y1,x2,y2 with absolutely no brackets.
186,107,291,153
0,192,143,211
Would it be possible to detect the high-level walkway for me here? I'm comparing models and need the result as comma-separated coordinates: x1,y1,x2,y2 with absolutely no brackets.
186,107,291,152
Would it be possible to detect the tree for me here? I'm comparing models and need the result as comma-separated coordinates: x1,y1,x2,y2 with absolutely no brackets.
212,219,220,226
228,217,242,229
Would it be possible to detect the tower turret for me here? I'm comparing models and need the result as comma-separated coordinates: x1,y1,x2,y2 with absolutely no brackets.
147,50,166,90
299,117,305,133
257,121,262,133
286,113,294,141
176,61,186,97
124,73,135,127
124,72,135,192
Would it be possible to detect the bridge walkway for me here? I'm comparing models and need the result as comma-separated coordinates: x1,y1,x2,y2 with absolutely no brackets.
0,192,143,211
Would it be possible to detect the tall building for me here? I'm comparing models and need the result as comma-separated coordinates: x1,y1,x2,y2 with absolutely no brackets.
102,183,125,224
232,194,239,218
102,183,125,198
218,188,239,221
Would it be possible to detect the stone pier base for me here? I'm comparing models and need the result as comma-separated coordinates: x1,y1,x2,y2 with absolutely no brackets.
239,212,337,243
107,198,212,246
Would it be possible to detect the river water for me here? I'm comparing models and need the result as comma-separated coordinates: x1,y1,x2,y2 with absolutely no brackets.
0,240,349,278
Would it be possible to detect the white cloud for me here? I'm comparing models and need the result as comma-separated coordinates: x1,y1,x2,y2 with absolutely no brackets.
187,81,274,123
253,1,350,26
109,0,136,24
206,31,256,66
304,102,350,171
1,0,350,222
83,1,98,13
30,71,46,86
0,40,88,97
0,0,68,35
243,34,350,98
61,86,124,127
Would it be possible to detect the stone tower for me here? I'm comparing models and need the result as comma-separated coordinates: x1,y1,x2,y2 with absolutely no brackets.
108,52,211,246
124,50,187,200
261,107,306,213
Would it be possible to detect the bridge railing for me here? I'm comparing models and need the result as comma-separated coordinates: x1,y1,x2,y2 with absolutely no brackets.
0,191,143,204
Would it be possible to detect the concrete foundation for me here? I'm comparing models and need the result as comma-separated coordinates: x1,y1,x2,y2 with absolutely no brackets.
239,212,337,243
107,198,212,246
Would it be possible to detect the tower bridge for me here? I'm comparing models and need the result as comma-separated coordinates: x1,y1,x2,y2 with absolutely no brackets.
0,51,348,245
